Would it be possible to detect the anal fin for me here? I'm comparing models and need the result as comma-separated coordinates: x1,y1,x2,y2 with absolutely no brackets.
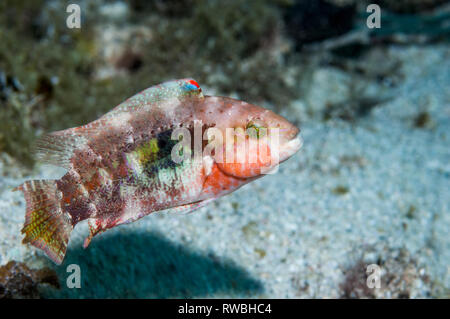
83,198,215,248
162,199,216,216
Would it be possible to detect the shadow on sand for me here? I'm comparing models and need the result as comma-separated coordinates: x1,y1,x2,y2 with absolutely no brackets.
42,231,263,298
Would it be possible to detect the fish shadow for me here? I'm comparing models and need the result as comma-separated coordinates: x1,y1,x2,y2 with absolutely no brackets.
43,231,263,298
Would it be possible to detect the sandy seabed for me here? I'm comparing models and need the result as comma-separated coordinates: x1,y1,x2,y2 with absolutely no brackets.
0,45,448,298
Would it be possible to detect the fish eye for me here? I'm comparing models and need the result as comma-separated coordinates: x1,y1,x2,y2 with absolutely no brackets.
246,121,266,139
183,79,202,93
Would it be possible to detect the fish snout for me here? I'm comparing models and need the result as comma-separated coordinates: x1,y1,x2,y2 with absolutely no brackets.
286,125,300,140
278,122,302,163
277,121,299,141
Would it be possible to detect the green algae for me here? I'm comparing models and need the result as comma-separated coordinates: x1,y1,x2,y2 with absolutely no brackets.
414,111,432,128
0,260,59,299
130,0,298,106
0,0,299,167
0,1,137,166
332,185,350,195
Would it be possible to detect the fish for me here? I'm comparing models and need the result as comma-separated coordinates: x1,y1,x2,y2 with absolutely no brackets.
14,78,301,264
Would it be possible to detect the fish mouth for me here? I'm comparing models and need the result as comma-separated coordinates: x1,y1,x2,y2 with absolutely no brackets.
260,135,302,175
279,135,303,163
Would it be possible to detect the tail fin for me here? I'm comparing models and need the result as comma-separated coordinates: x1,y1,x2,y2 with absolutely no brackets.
14,180,73,265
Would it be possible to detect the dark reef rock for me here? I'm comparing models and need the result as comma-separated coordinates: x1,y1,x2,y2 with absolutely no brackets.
283,0,357,49
379,0,449,14
0,70,23,102
0,261,59,299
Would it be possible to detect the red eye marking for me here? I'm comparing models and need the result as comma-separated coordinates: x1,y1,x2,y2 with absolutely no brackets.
188,79,200,88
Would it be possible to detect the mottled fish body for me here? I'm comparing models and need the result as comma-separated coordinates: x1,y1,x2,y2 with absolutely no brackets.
15,79,301,264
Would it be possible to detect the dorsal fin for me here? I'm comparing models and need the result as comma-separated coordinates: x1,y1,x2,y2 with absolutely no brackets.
55,78,203,136
33,78,203,168
102,78,203,118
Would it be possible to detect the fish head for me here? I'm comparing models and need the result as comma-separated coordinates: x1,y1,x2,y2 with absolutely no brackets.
197,96,302,178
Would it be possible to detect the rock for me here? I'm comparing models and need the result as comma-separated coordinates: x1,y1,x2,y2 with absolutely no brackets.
0,261,59,299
